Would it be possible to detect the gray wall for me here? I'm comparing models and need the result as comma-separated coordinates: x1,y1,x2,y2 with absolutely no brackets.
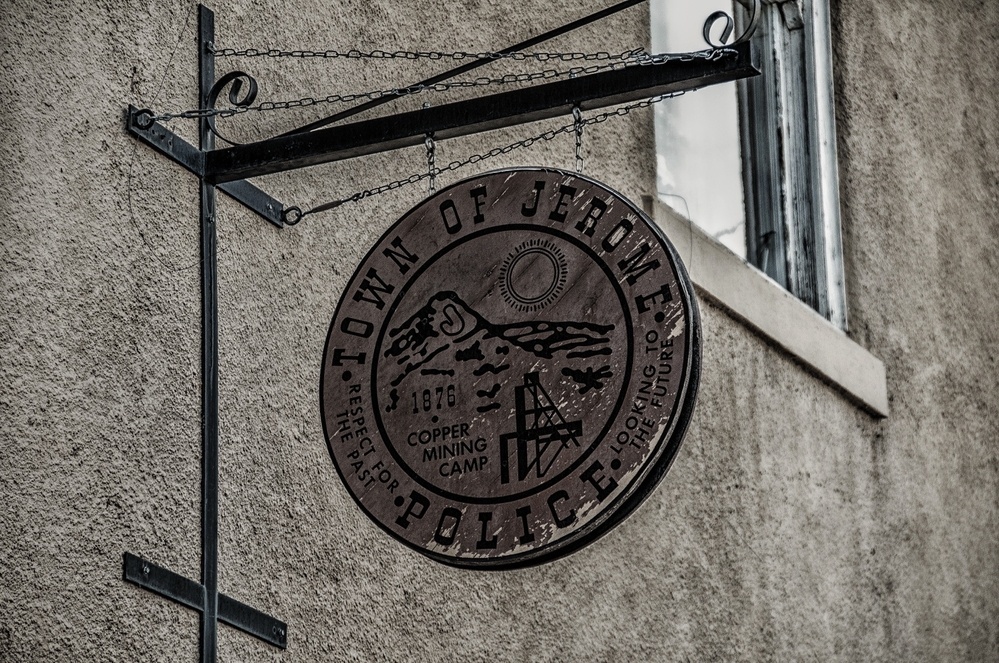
1,0,996,660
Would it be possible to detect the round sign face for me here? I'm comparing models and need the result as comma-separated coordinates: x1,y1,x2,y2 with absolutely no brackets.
321,168,700,568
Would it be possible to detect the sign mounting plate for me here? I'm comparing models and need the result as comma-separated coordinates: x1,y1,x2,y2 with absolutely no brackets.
321,168,700,568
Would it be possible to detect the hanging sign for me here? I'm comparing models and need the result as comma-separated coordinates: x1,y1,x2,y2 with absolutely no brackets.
321,168,700,568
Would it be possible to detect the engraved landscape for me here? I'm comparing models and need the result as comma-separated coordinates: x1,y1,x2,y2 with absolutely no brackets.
380,290,619,489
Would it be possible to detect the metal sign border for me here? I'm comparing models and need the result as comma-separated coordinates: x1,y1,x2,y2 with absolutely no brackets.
318,167,701,569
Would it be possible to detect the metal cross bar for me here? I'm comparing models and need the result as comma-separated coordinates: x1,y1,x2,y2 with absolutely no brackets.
204,41,758,184
126,106,285,227
123,554,288,649
277,0,650,136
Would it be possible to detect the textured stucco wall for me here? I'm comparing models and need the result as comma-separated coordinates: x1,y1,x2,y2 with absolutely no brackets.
830,0,999,657
1,0,996,661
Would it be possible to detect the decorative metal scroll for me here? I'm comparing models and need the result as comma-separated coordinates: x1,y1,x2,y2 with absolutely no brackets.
205,71,258,145
703,0,761,48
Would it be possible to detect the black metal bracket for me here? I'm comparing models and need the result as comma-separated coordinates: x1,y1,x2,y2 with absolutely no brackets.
203,41,758,184
126,0,760,214
123,553,288,649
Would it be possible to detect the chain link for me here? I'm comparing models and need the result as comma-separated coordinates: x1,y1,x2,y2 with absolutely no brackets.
144,48,734,125
425,135,436,194
130,40,735,224
573,107,584,173
211,46,649,63
292,91,688,222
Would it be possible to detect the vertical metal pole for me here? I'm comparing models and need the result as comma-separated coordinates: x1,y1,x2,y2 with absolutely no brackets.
197,5,219,663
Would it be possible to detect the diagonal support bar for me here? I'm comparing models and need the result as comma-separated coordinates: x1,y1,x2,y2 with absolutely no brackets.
205,42,758,184
278,0,649,135
126,106,285,228
123,553,288,650
218,180,285,227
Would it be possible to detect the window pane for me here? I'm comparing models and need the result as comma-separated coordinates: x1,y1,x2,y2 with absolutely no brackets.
651,0,746,258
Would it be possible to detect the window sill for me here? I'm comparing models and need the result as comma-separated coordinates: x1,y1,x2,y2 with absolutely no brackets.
646,198,889,418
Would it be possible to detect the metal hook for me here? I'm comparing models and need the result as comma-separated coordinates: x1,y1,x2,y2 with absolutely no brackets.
132,108,156,130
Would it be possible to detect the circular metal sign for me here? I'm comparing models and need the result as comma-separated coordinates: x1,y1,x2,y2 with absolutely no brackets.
321,168,700,568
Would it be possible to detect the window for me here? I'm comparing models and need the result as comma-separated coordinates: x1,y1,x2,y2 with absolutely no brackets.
651,0,847,329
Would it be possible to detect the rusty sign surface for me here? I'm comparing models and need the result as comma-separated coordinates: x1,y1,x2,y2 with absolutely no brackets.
321,168,700,568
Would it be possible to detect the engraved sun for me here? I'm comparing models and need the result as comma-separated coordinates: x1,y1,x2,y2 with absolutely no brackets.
497,239,568,312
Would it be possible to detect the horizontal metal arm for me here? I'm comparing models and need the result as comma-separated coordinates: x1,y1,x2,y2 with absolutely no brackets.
205,41,758,184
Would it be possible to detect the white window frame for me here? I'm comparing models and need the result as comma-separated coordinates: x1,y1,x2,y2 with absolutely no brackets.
651,0,847,329
650,0,888,415
739,0,847,329
647,196,887,417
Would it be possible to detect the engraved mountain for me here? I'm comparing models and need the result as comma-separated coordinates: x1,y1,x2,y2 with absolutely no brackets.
383,291,615,389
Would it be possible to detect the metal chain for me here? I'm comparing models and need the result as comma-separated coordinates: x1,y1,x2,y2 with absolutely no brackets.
283,90,689,224
144,48,734,125
573,107,584,173
425,135,436,194
211,46,649,63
